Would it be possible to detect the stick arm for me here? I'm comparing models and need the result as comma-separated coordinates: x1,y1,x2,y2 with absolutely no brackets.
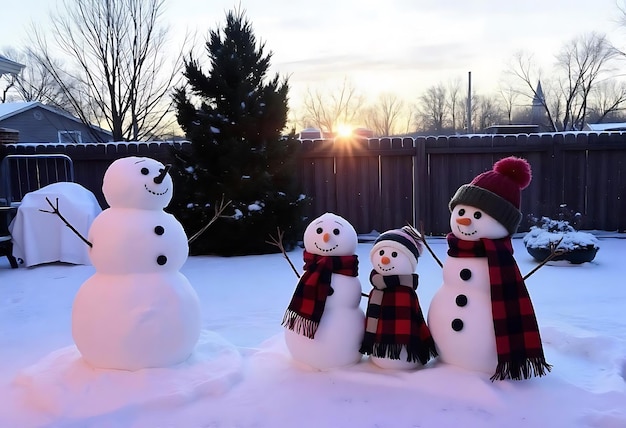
40,197,93,248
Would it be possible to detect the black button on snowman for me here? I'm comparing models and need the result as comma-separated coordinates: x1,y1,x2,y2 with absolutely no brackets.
427,156,551,381
455,294,467,307
72,156,202,371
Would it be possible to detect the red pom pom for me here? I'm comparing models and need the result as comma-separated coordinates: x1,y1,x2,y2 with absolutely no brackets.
493,156,532,189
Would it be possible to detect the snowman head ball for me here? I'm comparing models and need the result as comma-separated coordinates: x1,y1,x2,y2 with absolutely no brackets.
303,212,358,256
370,226,423,275
449,156,532,237
103,156,173,210
449,204,510,241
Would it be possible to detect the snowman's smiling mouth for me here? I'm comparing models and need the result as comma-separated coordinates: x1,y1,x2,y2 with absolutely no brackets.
315,242,338,253
145,184,169,196
457,225,477,236
377,264,394,272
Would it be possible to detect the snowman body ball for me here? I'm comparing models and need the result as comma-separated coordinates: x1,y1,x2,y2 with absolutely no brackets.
282,212,364,370
427,157,551,380
360,226,437,370
72,156,202,371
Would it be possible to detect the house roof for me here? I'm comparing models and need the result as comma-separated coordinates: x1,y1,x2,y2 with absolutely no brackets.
0,101,71,121
583,122,626,131
0,101,112,136
0,55,25,76
0,101,41,120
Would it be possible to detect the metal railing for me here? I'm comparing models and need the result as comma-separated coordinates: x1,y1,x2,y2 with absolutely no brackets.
0,154,75,206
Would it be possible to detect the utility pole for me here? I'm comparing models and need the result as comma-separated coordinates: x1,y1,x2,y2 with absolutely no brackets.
467,71,472,134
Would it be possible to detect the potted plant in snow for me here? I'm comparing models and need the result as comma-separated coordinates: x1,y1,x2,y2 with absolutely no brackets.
523,204,600,265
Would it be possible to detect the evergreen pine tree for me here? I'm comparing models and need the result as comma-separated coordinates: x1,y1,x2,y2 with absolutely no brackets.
170,9,308,256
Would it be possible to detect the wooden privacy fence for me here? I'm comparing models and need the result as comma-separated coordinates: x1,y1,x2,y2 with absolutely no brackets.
2,131,626,235
297,138,415,235
0,142,182,208
298,132,626,235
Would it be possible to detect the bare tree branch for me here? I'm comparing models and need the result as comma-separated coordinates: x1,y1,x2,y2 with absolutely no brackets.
507,51,558,131
447,78,463,132
187,195,232,244
419,224,442,268
266,227,301,278
507,33,617,132
587,80,626,122
302,77,365,134
363,92,406,137
523,237,566,281
554,32,617,130
40,197,92,247
27,0,189,141
416,83,449,133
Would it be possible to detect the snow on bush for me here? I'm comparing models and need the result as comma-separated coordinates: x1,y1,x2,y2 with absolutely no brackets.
523,212,599,251
523,227,599,251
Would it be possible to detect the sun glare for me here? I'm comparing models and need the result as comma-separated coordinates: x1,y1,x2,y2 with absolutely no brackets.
336,124,353,138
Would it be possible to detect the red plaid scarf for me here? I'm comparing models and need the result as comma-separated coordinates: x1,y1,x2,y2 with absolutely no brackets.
447,233,552,380
282,250,359,339
359,270,437,365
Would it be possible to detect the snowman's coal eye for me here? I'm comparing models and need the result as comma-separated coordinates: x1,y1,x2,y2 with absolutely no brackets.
474,211,482,219
458,208,465,216
141,167,149,175
316,227,323,234
391,251,398,257
379,250,384,256
333,228,340,235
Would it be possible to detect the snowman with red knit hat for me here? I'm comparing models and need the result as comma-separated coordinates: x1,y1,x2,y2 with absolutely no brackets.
427,156,551,381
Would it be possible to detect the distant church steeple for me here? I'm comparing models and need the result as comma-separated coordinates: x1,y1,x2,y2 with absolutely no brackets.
530,81,549,130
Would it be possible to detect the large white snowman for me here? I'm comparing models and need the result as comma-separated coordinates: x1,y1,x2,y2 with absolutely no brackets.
361,226,437,370
282,212,364,370
427,157,551,381
72,156,202,371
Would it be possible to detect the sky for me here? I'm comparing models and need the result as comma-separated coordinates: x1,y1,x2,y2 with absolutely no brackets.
0,235,624,427
2,0,626,114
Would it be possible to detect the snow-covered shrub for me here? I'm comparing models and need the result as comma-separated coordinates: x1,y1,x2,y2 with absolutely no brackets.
523,205,599,264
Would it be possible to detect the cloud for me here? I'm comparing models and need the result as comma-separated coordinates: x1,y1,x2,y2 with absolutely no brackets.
274,40,483,81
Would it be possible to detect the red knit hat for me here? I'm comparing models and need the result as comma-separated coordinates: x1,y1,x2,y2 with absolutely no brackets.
449,157,532,235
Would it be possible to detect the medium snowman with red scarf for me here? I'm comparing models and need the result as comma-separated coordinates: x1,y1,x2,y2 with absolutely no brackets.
427,156,551,381
282,212,364,370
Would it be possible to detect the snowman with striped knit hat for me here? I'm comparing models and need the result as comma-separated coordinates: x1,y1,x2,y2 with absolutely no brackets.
427,156,551,380
360,225,437,370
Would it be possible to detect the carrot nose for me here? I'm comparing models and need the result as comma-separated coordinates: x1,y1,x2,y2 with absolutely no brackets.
323,233,330,243
456,217,471,226
381,256,390,265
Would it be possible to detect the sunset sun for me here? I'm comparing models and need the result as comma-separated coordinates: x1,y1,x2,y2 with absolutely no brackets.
336,124,353,137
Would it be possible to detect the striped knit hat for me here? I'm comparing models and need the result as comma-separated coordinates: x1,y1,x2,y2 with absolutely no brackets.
370,226,423,269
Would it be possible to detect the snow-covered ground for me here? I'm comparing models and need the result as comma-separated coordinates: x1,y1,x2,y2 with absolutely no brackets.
1,235,625,428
